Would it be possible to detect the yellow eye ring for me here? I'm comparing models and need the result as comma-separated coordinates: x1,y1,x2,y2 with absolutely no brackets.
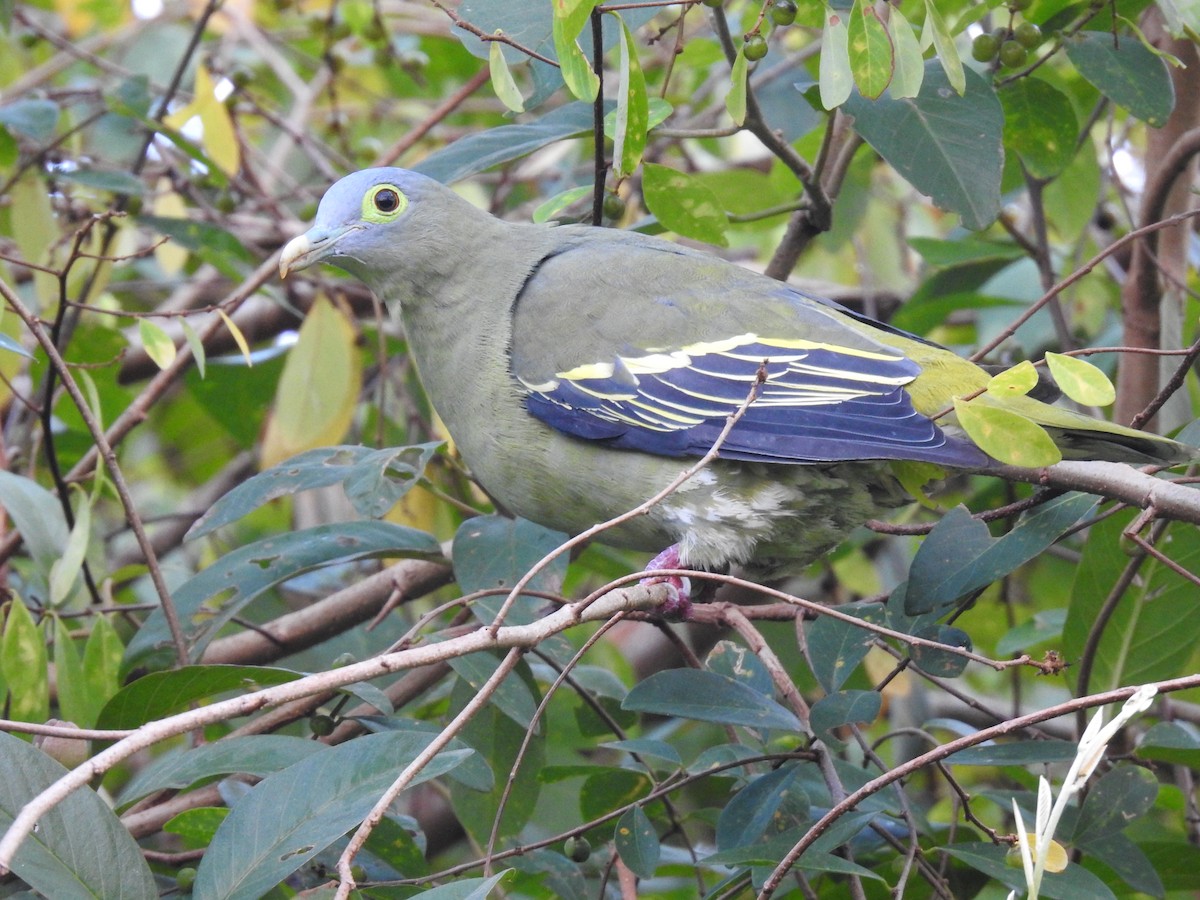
362,183,408,222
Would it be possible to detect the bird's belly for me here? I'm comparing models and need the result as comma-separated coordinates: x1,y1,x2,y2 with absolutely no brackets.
468,425,904,574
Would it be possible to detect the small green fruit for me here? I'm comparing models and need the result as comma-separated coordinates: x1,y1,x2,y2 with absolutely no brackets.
565,835,592,862
1008,0,1032,9
770,0,797,27
310,714,336,736
744,33,768,61
177,867,198,891
602,192,626,220
999,40,1028,68
1014,21,1042,48
971,33,1000,62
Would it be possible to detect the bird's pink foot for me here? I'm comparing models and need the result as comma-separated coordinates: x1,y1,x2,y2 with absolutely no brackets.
640,545,693,618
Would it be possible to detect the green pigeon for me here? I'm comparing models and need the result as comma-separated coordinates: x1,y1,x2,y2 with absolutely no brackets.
279,168,1191,607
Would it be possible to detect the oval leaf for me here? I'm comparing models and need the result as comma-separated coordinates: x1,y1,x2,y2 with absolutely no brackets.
615,806,659,879
848,0,894,100
820,9,852,109
953,398,1062,467
642,162,729,246
488,35,525,112
1045,352,1116,407
622,669,802,732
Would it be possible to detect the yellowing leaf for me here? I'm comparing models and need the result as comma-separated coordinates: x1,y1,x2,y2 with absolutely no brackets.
954,398,1062,467
153,179,189,275
261,296,362,469
923,0,964,95
180,318,207,379
820,10,853,110
887,6,924,99
552,1,600,102
613,12,649,177
217,309,252,366
1,599,48,724
7,174,58,312
848,0,895,100
164,64,240,176
986,360,1038,398
890,460,946,509
1045,352,1116,406
138,318,177,370
489,36,525,112
49,489,92,607
726,47,748,126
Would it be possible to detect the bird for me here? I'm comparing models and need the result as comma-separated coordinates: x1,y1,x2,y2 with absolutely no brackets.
278,167,1192,609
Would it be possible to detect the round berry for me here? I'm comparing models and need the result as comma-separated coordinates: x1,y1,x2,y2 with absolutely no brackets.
999,40,1028,68
177,867,198,891
770,0,797,27
971,33,1000,62
1008,0,1032,9
1014,21,1042,48
743,33,768,61
310,714,336,736
602,192,626,220
565,836,592,862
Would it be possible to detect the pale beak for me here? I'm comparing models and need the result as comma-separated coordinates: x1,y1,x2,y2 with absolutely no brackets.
278,225,351,278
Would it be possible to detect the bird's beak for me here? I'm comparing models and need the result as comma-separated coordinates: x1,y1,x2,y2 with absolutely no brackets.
278,225,351,279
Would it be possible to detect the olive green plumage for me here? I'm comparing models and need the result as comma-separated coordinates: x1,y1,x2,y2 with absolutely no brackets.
279,167,1191,577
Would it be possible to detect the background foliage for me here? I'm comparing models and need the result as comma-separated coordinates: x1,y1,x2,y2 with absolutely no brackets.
1,0,1200,897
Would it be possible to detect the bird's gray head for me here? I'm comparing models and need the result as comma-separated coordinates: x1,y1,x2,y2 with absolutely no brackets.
278,167,444,282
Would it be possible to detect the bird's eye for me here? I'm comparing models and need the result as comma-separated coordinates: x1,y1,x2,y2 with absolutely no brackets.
362,183,408,222
374,189,400,213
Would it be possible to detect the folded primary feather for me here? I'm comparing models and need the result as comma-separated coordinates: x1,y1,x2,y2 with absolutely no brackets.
279,167,1192,577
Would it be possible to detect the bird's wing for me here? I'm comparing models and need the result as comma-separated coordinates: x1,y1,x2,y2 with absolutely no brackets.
509,235,988,467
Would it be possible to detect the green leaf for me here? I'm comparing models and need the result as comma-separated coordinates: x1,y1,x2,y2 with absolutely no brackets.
552,0,599,102
726,45,748,126
1045,352,1116,406
948,740,1078,766
0,98,60,141
1063,513,1200,693
453,515,569,624
1,600,48,723
79,615,122,727
986,359,1039,398
910,625,973,678
0,470,70,581
448,650,540,727
642,162,730,246
532,185,592,222
137,215,252,281
56,168,145,195
598,738,682,768
999,78,1078,180
842,63,1002,230
706,639,772,697
1137,721,1200,768
612,11,648,178
193,731,473,900
417,873,513,900
48,490,91,607
811,690,881,744
413,102,610,184
805,603,882,693
189,444,442,537
887,6,924,99
848,0,894,100
996,607,1068,655
614,806,659,879
922,0,964,94
1074,831,1164,898
580,768,651,820
1066,30,1174,127
622,669,802,732
954,397,1062,466
123,521,443,671
1073,764,1158,842
819,8,852,109
906,494,1096,613
97,665,303,730
117,735,324,807
179,318,206,378
488,35,525,112
52,619,88,727
716,763,806,851
944,842,1117,899
163,808,228,848
447,673,542,845
0,731,157,899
